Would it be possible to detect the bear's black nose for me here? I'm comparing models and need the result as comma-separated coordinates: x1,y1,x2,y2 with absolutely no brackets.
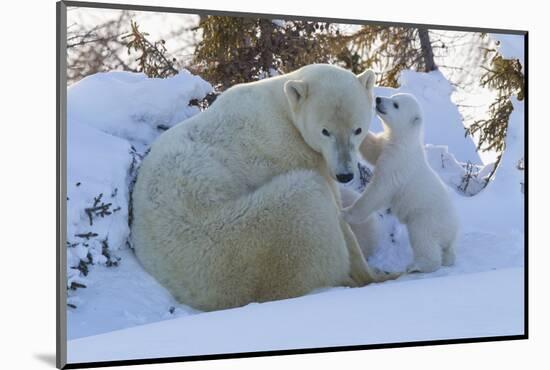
375,97,382,104
336,173,354,183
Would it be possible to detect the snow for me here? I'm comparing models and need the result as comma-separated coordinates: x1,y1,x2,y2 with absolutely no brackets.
424,144,487,195
448,98,524,235
68,268,524,363
66,121,133,298
271,19,286,27
467,34,526,233
68,69,212,151
65,54,524,364
67,249,199,339
65,69,213,310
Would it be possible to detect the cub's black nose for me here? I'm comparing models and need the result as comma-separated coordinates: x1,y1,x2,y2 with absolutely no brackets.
375,97,382,104
336,173,354,183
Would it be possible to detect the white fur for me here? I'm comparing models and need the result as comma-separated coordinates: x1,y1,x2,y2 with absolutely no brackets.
340,187,381,258
131,64,397,311
342,93,459,273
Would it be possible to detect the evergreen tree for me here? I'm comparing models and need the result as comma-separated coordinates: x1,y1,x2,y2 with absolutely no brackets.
123,20,179,78
192,16,338,90
467,44,524,182
334,26,438,87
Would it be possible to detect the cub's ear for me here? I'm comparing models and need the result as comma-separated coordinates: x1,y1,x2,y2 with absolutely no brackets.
357,69,376,91
411,115,422,126
284,80,308,111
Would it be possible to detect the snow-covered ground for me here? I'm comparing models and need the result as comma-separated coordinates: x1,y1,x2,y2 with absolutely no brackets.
68,268,523,364
65,70,213,311
65,34,525,364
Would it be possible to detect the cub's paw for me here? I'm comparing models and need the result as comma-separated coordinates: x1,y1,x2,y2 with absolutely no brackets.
406,260,440,274
340,206,365,225
406,263,422,274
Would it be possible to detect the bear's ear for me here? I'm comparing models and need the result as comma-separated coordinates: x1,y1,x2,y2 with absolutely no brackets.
357,69,376,91
411,115,422,126
284,80,308,110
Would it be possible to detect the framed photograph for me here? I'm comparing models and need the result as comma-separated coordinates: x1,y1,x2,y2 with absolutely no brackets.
57,1,527,368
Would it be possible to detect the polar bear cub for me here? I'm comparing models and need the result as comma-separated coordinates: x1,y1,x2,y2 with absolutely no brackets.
342,93,459,273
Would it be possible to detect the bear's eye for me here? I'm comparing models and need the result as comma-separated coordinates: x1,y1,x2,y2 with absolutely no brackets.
393,102,399,109
354,128,362,135
322,129,330,137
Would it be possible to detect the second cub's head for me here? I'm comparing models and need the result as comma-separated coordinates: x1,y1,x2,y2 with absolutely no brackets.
284,65,376,184
375,93,423,135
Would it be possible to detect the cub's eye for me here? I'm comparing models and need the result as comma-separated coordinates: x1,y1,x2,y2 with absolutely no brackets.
354,128,362,135
393,102,399,109
322,129,330,137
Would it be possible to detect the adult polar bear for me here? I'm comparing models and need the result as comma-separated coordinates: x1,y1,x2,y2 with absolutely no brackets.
132,64,394,311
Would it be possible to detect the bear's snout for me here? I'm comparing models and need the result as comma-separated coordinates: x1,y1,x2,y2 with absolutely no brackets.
375,98,386,115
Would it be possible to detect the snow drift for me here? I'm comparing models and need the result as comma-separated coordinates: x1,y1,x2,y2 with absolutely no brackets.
66,70,213,309
68,70,213,150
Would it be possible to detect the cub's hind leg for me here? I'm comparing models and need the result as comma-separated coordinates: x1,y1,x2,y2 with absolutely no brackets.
406,219,442,273
442,240,456,267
